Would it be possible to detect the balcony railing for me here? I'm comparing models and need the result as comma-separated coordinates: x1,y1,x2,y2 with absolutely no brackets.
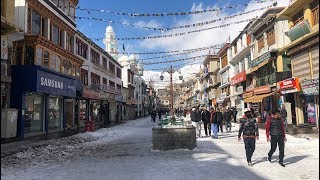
312,5,319,26
256,71,292,87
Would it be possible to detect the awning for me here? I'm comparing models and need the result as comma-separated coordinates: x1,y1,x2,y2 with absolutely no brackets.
243,92,275,103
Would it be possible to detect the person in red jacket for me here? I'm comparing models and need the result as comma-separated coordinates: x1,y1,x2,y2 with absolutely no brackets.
265,109,287,167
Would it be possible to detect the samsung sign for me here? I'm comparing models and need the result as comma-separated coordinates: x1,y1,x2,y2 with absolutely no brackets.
37,70,77,97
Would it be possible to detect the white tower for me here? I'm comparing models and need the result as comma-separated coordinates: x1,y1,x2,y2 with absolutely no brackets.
103,25,118,59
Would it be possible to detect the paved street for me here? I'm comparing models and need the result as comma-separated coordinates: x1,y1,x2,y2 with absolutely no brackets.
1,116,319,180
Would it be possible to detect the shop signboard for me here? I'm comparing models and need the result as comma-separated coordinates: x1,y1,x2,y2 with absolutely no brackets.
300,78,319,95
83,88,100,99
250,52,271,68
253,85,271,95
231,71,246,86
37,70,77,97
277,77,301,94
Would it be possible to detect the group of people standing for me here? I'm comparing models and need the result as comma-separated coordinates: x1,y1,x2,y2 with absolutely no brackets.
190,106,237,138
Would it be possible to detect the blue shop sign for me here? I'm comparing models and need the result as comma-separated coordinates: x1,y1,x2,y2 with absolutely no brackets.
36,70,77,97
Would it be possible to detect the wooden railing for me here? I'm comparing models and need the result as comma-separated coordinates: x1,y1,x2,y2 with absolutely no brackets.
312,5,319,26
293,16,304,26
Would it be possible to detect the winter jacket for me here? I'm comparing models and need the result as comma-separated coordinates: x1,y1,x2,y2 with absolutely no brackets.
191,111,201,122
280,109,287,118
210,112,217,124
238,118,259,138
201,110,211,123
215,112,223,123
223,110,233,122
265,117,286,139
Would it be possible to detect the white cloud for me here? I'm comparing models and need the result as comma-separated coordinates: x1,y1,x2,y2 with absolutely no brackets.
139,0,290,86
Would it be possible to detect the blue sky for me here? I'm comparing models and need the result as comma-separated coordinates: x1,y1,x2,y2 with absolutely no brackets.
76,0,289,86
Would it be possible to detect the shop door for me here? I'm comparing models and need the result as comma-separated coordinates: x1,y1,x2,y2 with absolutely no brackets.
102,103,110,126
65,99,74,128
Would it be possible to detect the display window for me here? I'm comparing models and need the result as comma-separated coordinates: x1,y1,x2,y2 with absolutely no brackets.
48,96,63,130
301,95,317,125
24,93,44,133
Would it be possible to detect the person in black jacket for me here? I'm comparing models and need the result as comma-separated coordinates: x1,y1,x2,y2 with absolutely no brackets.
191,107,202,137
223,107,233,132
210,107,218,139
215,108,224,133
266,109,287,167
201,107,211,137
238,108,259,166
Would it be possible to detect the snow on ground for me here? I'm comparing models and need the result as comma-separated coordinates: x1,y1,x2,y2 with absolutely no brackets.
1,116,319,180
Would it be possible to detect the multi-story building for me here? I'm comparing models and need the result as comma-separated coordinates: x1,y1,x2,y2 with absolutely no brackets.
1,0,19,113
278,0,319,128
217,43,231,110
243,7,291,120
10,0,84,139
229,22,253,119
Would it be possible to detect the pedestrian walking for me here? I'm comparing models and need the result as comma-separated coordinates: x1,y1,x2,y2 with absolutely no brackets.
266,109,287,167
238,108,259,166
223,107,233,133
201,107,211,137
280,104,288,132
151,110,156,123
215,108,224,133
210,107,218,139
191,107,202,137
232,106,238,123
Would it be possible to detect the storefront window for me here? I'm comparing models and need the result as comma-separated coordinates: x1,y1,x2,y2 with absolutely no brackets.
50,54,56,70
302,95,317,125
79,100,87,127
48,97,63,130
90,100,101,123
24,93,44,133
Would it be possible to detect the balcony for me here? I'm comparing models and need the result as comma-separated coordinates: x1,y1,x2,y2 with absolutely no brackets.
312,5,319,26
286,20,312,42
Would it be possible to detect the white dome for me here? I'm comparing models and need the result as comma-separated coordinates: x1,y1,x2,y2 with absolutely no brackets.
106,25,114,32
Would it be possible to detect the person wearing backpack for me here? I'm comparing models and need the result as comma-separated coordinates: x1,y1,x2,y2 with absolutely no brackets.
238,108,259,166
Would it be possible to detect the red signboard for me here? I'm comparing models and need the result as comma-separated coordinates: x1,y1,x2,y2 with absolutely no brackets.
231,71,246,86
253,85,271,95
278,77,300,91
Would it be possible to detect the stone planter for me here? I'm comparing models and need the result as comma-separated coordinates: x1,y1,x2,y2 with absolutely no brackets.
152,126,196,151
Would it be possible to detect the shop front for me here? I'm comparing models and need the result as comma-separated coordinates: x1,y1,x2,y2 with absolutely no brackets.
296,78,319,128
11,65,82,139
82,87,101,128
230,71,246,118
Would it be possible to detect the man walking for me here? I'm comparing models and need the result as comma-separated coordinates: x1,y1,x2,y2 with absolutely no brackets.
280,104,288,132
266,109,287,167
232,106,238,123
201,107,211,137
215,108,224,133
191,107,202,137
238,108,259,166
223,107,233,133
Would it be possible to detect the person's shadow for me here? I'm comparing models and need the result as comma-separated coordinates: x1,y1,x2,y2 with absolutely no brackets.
253,155,309,166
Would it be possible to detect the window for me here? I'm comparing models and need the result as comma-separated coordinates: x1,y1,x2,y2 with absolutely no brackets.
61,59,72,75
66,33,73,53
50,54,56,70
109,62,115,75
247,34,251,45
117,84,122,90
51,24,60,45
71,64,76,77
128,72,131,83
266,28,275,46
109,80,115,87
103,77,107,85
311,0,319,26
56,56,61,72
221,54,228,68
24,93,44,133
116,67,121,78
64,0,69,15
257,36,264,52
91,49,100,65
35,47,42,66
76,38,88,59
234,45,237,55
69,3,75,20
44,50,49,68
1,0,6,17
91,72,100,85
292,10,304,26
48,96,63,130
81,68,88,85
58,0,64,12
28,10,41,35
75,67,80,79
102,57,108,68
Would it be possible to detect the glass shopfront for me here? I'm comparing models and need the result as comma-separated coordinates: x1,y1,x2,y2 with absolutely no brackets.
23,93,44,133
48,96,63,130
